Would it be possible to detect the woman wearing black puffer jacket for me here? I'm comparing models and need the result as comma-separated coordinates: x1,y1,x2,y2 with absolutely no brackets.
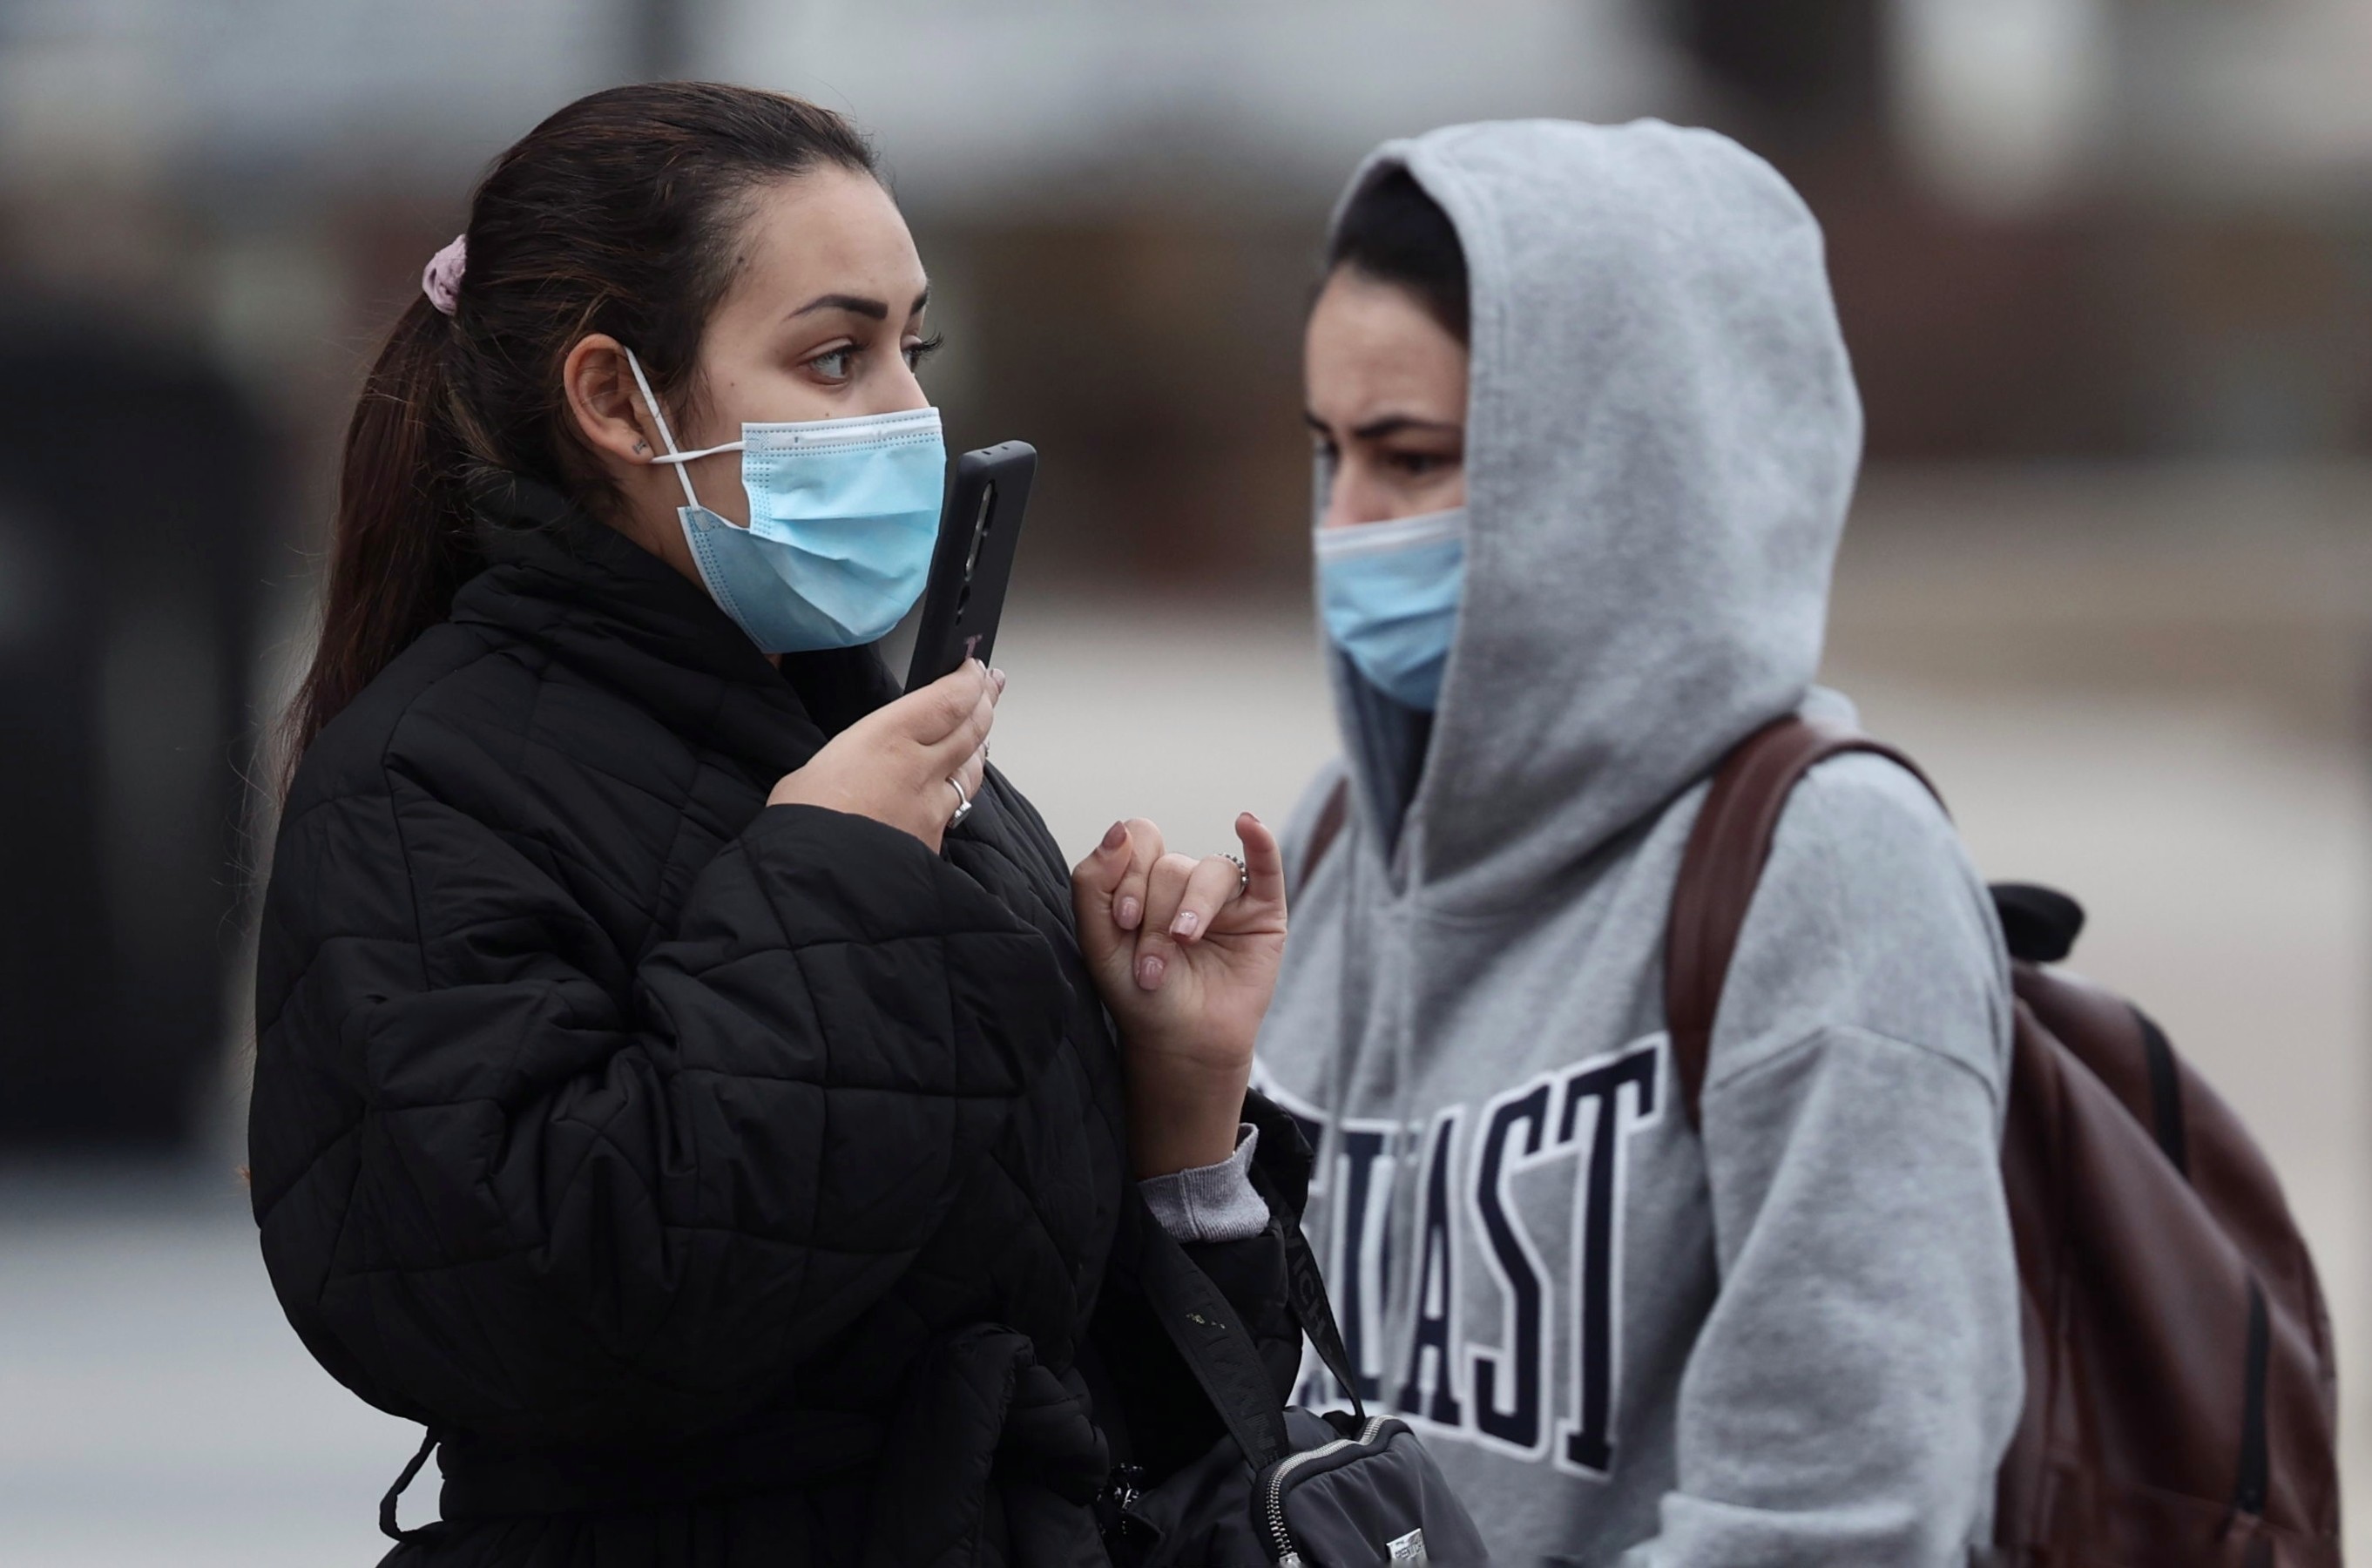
250,83,1303,1566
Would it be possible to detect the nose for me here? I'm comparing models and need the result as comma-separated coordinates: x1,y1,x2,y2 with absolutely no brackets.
1320,461,1393,531
875,355,931,417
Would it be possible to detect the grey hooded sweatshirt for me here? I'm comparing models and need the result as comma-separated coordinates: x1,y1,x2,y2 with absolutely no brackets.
1255,120,2022,1567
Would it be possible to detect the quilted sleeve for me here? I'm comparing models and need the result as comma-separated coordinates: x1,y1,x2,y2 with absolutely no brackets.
248,789,1070,1446
1086,1089,1313,1479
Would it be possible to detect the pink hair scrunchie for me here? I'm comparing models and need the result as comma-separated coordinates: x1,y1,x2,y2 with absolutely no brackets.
422,234,468,317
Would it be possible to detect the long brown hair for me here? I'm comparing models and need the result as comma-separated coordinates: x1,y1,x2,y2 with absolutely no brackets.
287,82,875,772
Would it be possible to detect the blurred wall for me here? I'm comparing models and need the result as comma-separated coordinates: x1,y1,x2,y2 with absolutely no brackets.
0,314,267,1148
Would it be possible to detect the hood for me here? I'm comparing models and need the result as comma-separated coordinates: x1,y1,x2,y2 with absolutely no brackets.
1324,119,1861,910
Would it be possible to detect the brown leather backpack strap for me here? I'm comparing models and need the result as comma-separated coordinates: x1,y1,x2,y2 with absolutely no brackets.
1664,714,1941,1127
1297,776,1353,890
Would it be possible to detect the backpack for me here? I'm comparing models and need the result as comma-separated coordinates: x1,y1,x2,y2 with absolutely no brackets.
1109,1185,1491,1566
1668,715,2342,1566
1295,714,2342,1565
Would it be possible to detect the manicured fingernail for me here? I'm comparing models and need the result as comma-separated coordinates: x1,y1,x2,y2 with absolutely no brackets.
1171,909,1200,940
991,666,1008,693
1117,896,1141,930
1102,820,1127,850
1136,953,1166,990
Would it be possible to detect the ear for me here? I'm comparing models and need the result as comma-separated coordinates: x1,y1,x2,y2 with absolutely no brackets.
564,334,666,467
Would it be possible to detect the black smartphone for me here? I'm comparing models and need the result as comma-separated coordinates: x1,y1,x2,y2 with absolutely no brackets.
904,441,1035,692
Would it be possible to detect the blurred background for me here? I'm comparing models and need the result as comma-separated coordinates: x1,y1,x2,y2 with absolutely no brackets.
1,0,2368,1561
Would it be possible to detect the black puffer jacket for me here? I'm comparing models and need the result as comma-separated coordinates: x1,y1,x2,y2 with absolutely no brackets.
249,475,1301,1566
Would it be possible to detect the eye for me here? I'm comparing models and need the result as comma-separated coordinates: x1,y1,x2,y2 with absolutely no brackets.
902,332,945,372
1388,449,1454,477
807,345,857,382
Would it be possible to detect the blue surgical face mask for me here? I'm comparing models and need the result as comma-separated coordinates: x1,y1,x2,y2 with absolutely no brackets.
1314,507,1467,711
625,348,944,654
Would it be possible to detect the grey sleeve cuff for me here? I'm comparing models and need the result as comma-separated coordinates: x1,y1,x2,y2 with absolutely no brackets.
1138,1125,1268,1244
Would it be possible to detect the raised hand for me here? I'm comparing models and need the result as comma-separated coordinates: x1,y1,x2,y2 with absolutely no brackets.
1071,813,1287,1177
767,660,1001,852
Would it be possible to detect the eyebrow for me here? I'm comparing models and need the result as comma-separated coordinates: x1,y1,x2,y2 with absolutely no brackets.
1303,410,1463,441
789,287,931,323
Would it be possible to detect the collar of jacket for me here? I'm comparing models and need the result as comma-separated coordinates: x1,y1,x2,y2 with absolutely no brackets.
455,468,902,781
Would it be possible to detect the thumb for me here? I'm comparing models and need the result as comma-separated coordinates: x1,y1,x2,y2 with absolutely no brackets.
1236,811,1287,913
895,660,991,745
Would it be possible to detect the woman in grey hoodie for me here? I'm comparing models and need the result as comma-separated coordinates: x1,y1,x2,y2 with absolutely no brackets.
1254,121,2024,1565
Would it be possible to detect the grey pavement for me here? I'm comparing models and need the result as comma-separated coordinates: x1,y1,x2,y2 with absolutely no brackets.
0,1166,416,1565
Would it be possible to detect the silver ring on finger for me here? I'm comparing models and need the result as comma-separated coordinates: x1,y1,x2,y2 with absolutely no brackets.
946,774,974,828
1221,852,1248,896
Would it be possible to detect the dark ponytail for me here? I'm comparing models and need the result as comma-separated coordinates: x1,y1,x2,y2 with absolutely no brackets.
287,82,876,774
294,294,477,773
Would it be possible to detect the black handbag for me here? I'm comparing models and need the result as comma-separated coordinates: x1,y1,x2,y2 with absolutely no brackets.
1108,1186,1490,1567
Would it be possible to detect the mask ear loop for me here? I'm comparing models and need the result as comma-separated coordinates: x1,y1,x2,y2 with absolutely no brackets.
623,347,701,510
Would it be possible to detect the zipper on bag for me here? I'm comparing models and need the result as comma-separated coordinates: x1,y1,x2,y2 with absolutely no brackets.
1260,1416,1395,1566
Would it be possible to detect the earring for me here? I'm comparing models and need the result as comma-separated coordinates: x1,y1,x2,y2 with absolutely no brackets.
634,441,649,455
